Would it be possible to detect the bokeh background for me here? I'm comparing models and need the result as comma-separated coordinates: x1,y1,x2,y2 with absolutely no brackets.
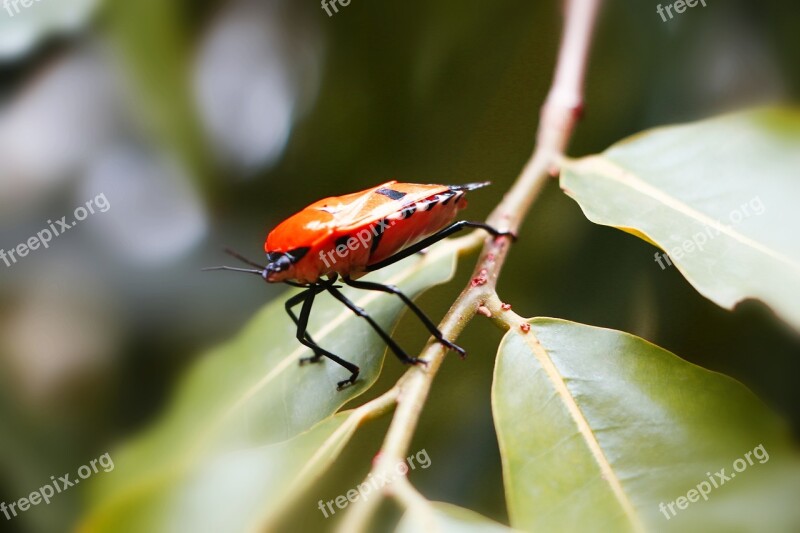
0,0,798,531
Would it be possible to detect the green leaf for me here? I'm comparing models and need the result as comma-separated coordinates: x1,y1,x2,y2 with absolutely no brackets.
80,241,459,532
396,501,518,533
492,318,800,532
561,108,800,329
83,410,363,533
0,0,99,58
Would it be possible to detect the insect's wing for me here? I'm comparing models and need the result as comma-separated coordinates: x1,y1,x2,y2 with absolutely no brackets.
333,182,451,232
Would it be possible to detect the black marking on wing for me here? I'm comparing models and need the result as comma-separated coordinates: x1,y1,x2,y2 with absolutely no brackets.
335,235,351,249
376,187,407,200
371,219,387,252
421,197,439,211
288,247,310,262
400,204,417,219
440,192,456,205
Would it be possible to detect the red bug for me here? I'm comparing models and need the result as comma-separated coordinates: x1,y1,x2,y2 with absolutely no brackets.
208,181,513,390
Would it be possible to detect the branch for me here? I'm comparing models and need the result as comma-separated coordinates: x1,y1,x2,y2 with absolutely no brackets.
336,1,601,530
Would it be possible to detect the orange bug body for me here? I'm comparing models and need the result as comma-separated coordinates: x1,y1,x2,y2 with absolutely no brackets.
209,180,512,390
264,181,483,284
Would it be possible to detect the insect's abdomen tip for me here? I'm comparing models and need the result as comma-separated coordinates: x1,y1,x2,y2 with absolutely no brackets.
451,181,491,192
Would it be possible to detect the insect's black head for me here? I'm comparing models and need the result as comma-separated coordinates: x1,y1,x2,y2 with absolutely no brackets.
203,247,313,284
204,248,297,284
264,247,310,282
265,252,292,275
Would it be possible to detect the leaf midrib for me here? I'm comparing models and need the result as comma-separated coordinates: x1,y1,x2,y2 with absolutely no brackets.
515,325,646,533
567,156,800,273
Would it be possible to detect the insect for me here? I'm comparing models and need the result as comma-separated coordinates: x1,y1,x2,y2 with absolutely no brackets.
207,181,514,390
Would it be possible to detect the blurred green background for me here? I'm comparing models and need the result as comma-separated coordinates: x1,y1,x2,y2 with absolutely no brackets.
0,0,798,531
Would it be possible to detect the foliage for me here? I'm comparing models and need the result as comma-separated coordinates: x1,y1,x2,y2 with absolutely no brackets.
80,108,800,532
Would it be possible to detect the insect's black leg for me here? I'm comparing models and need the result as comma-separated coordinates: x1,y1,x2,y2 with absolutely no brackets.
285,289,323,364
326,285,426,367
365,220,516,272
290,288,360,389
342,277,467,358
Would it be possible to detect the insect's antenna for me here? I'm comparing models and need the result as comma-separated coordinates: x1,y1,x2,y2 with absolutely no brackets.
224,248,266,269
202,266,264,275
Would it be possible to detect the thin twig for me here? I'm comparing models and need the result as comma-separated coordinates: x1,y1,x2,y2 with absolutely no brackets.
336,1,601,531
390,478,439,527
355,385,401,423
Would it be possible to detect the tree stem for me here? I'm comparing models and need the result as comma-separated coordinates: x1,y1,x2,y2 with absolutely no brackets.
336,1,601,530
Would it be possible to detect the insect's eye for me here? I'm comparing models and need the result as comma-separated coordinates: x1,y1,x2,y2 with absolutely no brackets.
266,247,310,274
267,255,291,273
